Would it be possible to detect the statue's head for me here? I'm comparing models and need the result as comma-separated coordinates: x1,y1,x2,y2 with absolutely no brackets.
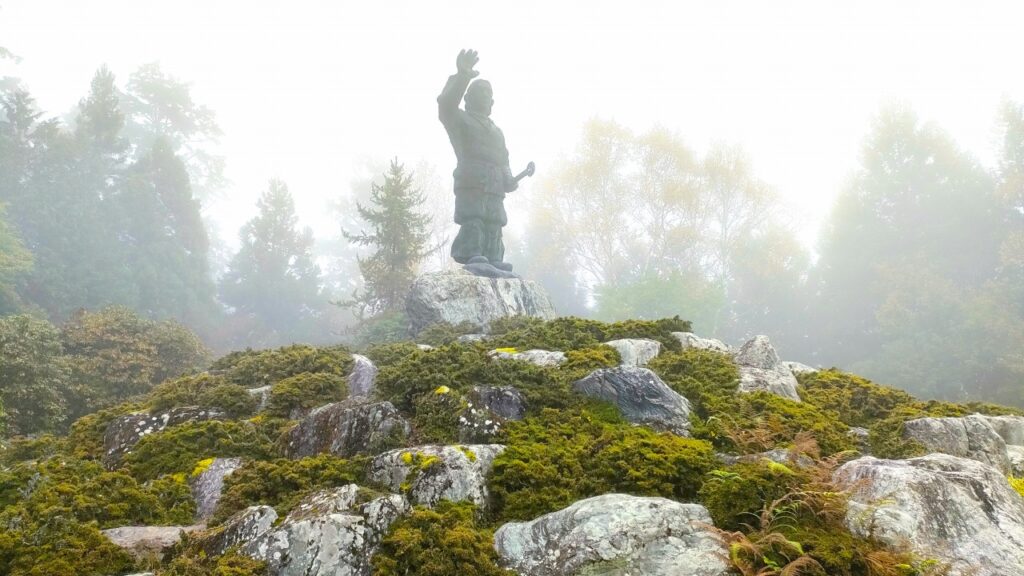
465,79,493,116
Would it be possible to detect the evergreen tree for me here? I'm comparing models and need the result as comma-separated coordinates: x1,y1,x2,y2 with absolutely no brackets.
344,160,434,316
221,180,324,344
0,315,70,436
0,203,31,313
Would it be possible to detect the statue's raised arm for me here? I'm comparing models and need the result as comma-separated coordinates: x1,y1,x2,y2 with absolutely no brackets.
438,49,478,127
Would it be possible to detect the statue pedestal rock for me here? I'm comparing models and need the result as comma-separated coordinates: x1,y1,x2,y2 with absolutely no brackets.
405,268,556,334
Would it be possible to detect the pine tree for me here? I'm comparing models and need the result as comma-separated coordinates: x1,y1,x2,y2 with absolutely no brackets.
344,160,434,316
220,180,324,344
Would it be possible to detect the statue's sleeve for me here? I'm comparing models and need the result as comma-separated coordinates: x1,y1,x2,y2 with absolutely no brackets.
438,72,472,133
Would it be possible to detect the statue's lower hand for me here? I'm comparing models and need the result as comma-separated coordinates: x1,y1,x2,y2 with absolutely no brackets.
457,49,480,78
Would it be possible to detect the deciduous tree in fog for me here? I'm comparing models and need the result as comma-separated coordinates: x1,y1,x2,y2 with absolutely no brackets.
343,160,434,317
220,180,325,344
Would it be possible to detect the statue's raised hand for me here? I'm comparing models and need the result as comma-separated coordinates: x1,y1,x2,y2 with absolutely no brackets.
457,49,480,78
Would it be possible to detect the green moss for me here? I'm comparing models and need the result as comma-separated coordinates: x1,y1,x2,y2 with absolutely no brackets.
213,344,353,389
266,372,347,418
415,321,481,346
371,501,513,576
411,388,464,444
160,549,267,576
0,518,137,576
866,398,1023,459
211,455,367,524
648,348,739,418
148,373,257,418
698,461,807,531
363,341,422,368
65,402,144,460
485,316,690,352
798,369,919,427
489,408,715,522
123,419,282,481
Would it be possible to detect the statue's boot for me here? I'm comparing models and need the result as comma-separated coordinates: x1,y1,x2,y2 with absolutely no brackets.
493,261,513,272
467,255,489,264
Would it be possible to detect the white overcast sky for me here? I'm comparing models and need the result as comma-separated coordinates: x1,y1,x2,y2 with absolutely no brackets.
2,0,1022,251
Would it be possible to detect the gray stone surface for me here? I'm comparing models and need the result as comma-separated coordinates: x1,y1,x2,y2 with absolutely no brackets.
781,360,817,375
247,385,272,411
103,407,225,469
902,414,1013,473
190,457,243,521
604,338,661,367
489,348,566,366
101,525,205,561
572,367,691,436
283,399,409,459
734,336,801,402
836,454,1024,576
848,426,871,453
405,269,556,334
241,485,409,576
1009,445,1024,476
460,386,527,442
198,505,278,556
672,332,733,354
348,354,378,397
493,494,730,576
368,444,505,509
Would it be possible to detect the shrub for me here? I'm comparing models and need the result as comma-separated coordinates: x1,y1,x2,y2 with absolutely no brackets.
416,321,480,346
489,408,715,522
486,316,690,352
698,461,807,531
266,372,347,418
412,387,464,444
0,314,71,436
699,392,855,456
797,369,918,427
160,550,267,576
123,419,282,481
363,341,422,369
371,501,512,576
0,518,137,576
648,348,739,418
65,402,143,460
211,454,366,524
148,373,256,418
214,344,352,389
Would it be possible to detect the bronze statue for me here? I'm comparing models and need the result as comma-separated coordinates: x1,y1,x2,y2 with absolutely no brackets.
438,49,534,277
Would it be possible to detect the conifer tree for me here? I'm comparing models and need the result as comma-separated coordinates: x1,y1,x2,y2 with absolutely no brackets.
344,160,434,316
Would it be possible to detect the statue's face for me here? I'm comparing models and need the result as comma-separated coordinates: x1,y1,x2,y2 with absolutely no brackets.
465,80,493,116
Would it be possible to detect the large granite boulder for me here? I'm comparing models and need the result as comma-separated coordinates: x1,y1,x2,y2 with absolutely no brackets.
283,399,409,459
572,367,691,436
604,338,661,366
672,332,732,354
460,385,527,442
835,454,1024,576
781,360,817,375
405,269,556,334
489,348,566,367
493,494,729,576
368,444,505,509
348,354,378,397
241,485,409,576
103,407,225,469
197,505,278,556
734,336,801,402
902,414,1013,473
190,457,243,521
102,525,205,561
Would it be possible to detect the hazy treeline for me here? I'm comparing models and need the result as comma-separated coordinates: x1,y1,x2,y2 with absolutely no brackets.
1,58,1021,405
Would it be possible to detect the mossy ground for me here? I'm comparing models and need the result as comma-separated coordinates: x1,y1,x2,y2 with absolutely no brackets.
0,318,1009,575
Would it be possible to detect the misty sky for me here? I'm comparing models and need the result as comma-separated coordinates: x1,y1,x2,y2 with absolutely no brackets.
2,0,1022,251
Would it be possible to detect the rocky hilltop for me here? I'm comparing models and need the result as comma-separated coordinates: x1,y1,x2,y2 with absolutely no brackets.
3,314,1024,576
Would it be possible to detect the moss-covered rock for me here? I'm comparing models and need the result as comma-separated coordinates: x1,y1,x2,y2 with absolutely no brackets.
265,372,348,418
212,344,353,389
148,373,257,419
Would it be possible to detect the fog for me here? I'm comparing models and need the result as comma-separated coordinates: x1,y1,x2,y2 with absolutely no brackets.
1,1,1022,405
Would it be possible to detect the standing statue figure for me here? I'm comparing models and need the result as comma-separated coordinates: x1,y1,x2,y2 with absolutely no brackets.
438,49,533,276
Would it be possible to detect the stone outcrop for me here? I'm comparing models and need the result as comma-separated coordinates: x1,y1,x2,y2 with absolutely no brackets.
460,385,526,442
672,332,732,354
901,414,1024,474
189,457,243,521
368,444,504,509
283,399,409,459
240,485,409,576
572,367,691,436
489,348,566,367
604,338,661,366
781,360,817,375
493,494,730,576
247,385,272,411
405,269,556,334
734,336,801,402
103,407,225,469
102,525,205,561
198,505,278,557
348,354,378,397
836,454,1024,576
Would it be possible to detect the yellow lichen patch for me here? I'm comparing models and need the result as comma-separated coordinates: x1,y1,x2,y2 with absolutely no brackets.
1009,476,1024,498
457,445,478,462
191,457,216,478
434,385,451,395
401,451,414,465
494,347,519,354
